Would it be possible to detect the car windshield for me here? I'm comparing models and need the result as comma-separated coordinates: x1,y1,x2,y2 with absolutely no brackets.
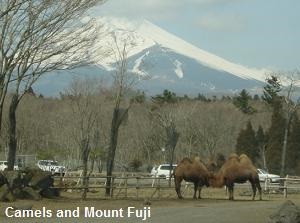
258,169,268,174
39,161,47,165
160,165,176,170
50,161,58,165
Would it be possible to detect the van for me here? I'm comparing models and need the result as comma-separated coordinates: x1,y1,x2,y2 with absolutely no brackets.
0,161,19,171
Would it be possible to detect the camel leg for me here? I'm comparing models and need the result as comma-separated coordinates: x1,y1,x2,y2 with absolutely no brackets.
175,177,183,199
198,186,202,199
250,181,257,200
255,178,262,200
193,182,198,199
227,184,234,200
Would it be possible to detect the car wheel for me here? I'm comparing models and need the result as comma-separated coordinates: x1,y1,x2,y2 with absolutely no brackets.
265,178,271,184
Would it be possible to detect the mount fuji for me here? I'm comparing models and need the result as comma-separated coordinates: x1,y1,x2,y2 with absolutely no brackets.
36,17,269,96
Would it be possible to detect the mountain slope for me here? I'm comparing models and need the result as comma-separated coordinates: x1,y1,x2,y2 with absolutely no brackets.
35,17,268,96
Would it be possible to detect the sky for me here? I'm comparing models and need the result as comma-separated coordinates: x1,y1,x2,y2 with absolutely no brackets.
91,0,300,71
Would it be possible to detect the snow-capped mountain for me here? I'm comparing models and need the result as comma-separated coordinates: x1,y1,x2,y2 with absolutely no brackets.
36,17,270,96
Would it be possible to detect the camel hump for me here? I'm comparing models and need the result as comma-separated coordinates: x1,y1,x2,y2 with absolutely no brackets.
228,153,239,160
239,154,254,165
194,156,201,162
180,157,192,164
239,154,250,160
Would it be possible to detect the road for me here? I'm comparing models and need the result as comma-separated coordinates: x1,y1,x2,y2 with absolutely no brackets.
1,197,299,223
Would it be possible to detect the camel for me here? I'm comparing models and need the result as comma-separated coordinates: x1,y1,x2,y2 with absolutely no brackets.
208,153,262,201
174,157,210,199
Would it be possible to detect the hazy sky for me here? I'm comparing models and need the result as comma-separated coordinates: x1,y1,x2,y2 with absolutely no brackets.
92,0,300,71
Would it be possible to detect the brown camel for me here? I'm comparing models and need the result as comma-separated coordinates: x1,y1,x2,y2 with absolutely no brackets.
208,153,262,201
174,157,210,199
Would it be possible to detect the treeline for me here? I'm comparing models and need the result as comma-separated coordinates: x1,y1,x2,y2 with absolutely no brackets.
0,76,299,175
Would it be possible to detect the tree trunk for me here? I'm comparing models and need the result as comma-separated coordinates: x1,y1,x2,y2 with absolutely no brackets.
280,115,292,177
168,148,176,187
261,145,268,171
81,139,89,200
97,158,102,173
105,108,120,196
7,94,19,171
166,123,179,187
0,101,4,132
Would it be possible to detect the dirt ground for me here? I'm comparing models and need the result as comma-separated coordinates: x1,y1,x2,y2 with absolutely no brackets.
1,189,300,223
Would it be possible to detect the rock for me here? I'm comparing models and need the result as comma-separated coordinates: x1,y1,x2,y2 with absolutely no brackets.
40,188,59,198
0,184,9,201
0,184,15,202
22,168,53,189
0,169,58,202
22,187,42,201
0,171,22,202
22,168,58,198
0,172,6,187
2,171,22,189
268,200,300,223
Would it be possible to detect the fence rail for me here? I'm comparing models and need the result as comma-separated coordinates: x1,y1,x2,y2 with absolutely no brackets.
262,175,300,198
53,173,176,199
52,172,300,199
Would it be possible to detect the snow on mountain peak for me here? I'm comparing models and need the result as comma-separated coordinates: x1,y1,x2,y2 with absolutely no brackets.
132,51,151,79
94,16,268,82
174,60,184,78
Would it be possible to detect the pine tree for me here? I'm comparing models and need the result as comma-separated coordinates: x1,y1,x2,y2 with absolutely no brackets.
236,121,259,163
265,101,285,173
152,89,177,104
286,114,300,174
256,125,267,169
233,89,256,114
262,76,282,106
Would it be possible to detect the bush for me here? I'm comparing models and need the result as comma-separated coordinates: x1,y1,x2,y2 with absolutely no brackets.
129,159,142,172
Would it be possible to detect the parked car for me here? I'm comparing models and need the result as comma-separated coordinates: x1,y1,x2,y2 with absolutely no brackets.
37,160,65,175
257,168,280,183
0,161,19,171
151,164,177,179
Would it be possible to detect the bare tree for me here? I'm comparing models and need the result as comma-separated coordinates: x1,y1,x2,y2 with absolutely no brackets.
151,105,180,186
176,103,201,157
0,0,105,170
279,70,300,176
105,37,136,196
66,77,101,199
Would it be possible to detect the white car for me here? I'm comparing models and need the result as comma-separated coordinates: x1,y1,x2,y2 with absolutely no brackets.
151,164,177,179
0,161,19,171
257,168,280,183
37,160,65,175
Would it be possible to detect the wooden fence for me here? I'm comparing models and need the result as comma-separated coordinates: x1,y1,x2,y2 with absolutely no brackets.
263,175,300,198
53,172,300,199
53,173,178,199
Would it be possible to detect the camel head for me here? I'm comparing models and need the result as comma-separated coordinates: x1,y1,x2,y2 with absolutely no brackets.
208,172,224,188
206,161,218,172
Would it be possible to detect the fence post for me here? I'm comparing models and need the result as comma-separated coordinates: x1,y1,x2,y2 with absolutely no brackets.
284,175,288,198
125,177,128,198
157,178,161,199
136,177,140,200
264,177,268,192
59,170,64,186
110,176,115,197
